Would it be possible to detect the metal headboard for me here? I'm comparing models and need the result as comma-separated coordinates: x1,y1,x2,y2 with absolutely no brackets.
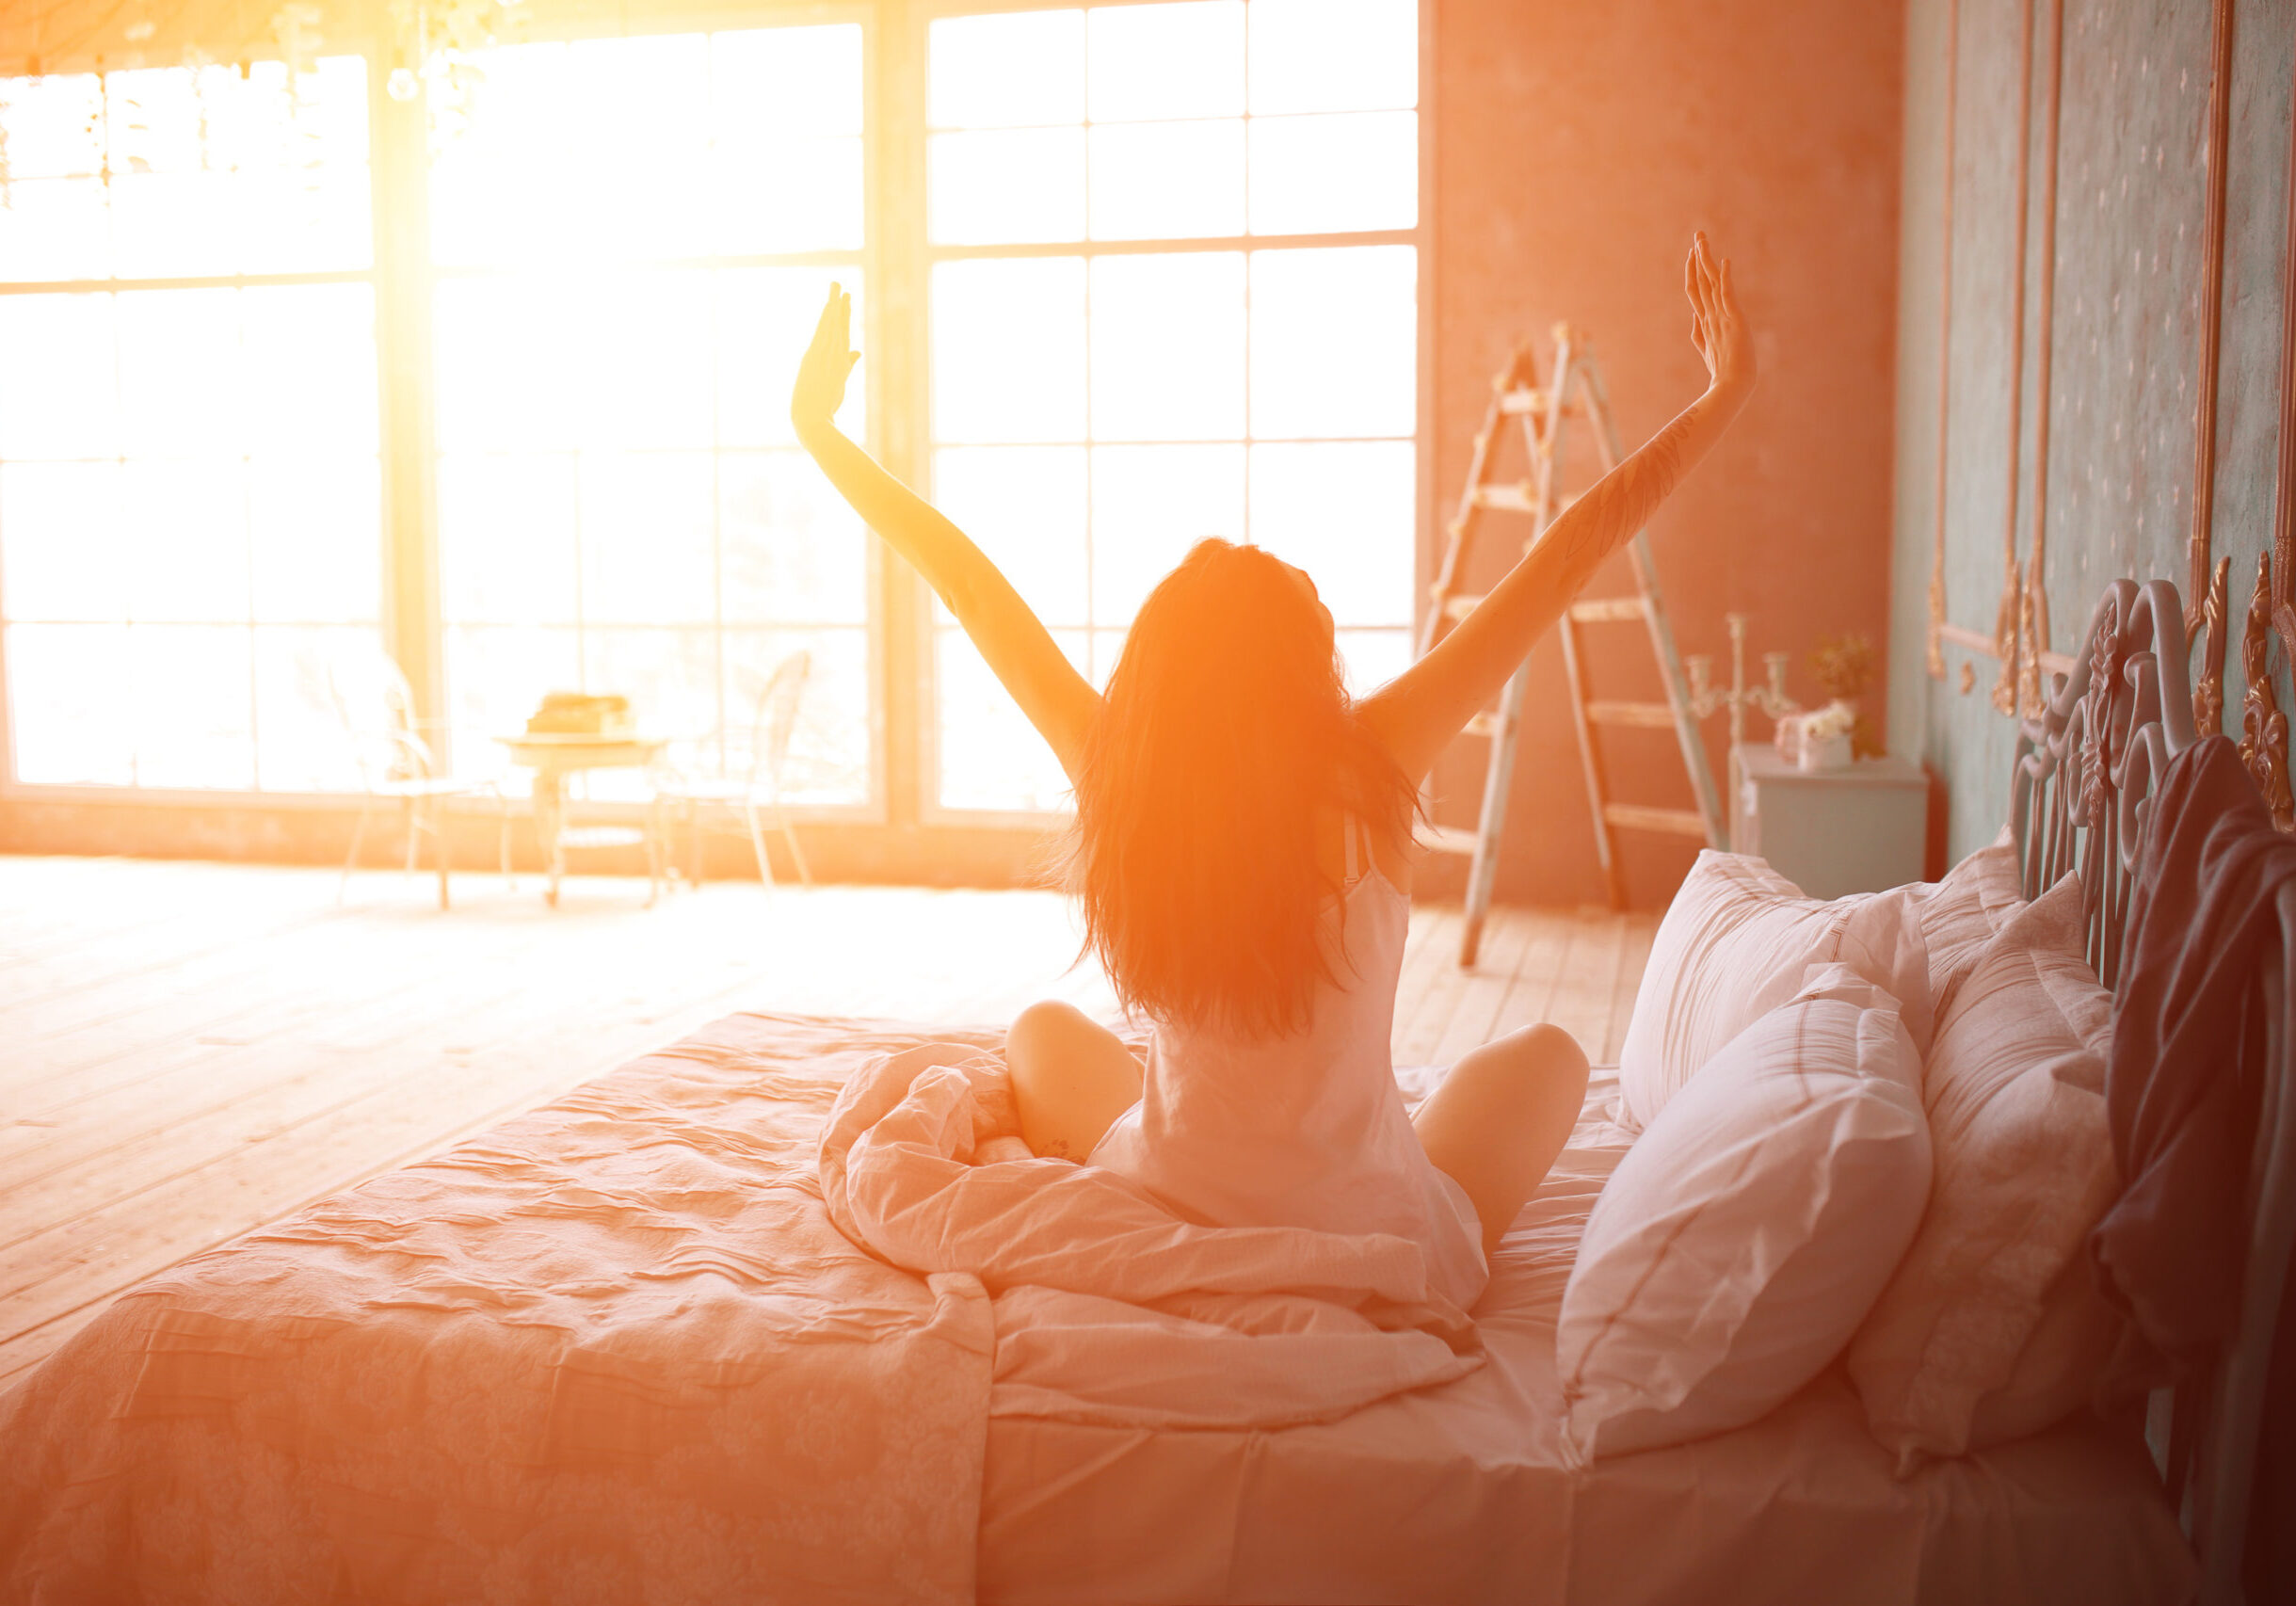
2006,573,2294,1606
2009,578,2196,986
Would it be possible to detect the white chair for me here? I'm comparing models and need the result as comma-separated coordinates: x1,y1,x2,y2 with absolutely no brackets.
653,651,813,889
330,649,511,910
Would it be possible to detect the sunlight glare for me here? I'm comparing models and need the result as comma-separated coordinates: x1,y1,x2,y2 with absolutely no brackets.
714,268,868,447
718,452,872,626
249,454,381,625
937,626,1086,811
1090,443,1244,619
1250,247,1416,439
930,128,1086,245
1087,2,1244,122
1247,0,1419,114
933,446,1092,624
5,624,136,785
933,258,1088,443
119,459,249,623
1249,111,1417,235
0,295,118,458
579,451,718,626
1088,120,1245,240
0,180,110,281
929,10,1084,129
712,26,863,137
1,463,123,620
439,455,580,625
1089,251,1245,442
1246,441,1415,627
116,289,244,457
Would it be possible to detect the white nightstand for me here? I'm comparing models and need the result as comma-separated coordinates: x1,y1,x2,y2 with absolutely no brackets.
1727,746,1928,899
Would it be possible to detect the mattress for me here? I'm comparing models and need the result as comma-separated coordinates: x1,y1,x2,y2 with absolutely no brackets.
0,1014,2195,1606
978,1068,2196,1606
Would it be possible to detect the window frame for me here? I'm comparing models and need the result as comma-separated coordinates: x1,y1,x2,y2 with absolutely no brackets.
0,0,1435,847
905,0,1434,829
0,40,393,807
412,7,888,819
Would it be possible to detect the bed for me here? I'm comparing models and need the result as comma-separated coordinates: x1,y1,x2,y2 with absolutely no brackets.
0,576,2280,1606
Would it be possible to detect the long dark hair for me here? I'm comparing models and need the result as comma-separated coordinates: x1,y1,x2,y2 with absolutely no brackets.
1068,539,1417,1039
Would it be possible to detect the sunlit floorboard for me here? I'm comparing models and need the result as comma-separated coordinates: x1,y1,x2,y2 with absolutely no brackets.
0,854,1655,1386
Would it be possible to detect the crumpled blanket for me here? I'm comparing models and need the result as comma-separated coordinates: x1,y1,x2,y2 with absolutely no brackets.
818,1041,1484,1431
0,1016,1004,1606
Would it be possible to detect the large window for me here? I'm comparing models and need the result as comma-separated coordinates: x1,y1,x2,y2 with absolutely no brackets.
0,1,1421,827
0,59,380,791
924,0,1419,812
430,24,874,805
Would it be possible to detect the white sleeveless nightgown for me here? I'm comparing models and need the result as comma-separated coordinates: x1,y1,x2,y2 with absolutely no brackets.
1087,824,1489,1312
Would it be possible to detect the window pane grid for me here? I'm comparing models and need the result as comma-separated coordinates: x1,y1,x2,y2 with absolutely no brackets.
0,53,380,795
432,25,872,807
0,7,1420,828
926,0,1418,814
0,59,373,284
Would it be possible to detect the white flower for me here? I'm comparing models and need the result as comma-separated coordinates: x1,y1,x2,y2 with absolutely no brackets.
1801,702,1856,741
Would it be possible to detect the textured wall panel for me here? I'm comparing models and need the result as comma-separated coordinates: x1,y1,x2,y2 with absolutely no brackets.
1890,0,2290,861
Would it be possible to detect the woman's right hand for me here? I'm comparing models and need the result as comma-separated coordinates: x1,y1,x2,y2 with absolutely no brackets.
791,282,859,438
1685,232,1754,405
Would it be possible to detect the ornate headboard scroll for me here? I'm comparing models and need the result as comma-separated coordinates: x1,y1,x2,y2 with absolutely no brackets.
2010,578,2196,990
2014,558,2296,988
2014,575,2296,1606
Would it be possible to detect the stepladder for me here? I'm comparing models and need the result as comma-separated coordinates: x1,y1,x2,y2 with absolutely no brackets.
1420,324,1725,964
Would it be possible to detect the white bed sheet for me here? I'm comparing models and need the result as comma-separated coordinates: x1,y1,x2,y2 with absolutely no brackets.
978,1073,2197,1606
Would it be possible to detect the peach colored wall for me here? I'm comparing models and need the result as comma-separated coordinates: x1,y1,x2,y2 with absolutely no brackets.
1427,0,1906,909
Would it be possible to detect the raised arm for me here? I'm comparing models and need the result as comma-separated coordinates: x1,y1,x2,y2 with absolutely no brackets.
790,285,1100,782
1360,233,1756,784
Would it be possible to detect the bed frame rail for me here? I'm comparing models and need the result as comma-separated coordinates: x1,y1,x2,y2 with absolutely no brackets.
2006,572,2292,1606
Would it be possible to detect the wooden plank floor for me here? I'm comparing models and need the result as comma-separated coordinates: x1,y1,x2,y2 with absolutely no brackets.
0,854,1655,1388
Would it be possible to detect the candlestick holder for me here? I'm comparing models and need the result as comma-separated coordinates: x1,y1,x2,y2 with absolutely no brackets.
1685,616,1798,848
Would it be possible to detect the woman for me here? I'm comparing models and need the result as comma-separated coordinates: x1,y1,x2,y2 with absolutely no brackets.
793,234,1753,1307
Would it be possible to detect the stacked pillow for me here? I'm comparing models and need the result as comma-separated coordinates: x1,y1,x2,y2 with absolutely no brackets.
1558,836,2122,1465
1558,966,1931,1463
1846,875,2122,1469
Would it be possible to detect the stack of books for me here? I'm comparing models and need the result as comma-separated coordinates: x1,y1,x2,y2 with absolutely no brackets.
525,692,634,736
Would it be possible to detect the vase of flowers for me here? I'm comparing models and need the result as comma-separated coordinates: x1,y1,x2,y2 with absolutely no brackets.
1771,632,1878,770
1792,700,1856,771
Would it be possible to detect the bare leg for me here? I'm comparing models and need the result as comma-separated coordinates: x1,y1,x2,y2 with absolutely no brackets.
1413,1023,1590,1258
1003,1000,1144,1163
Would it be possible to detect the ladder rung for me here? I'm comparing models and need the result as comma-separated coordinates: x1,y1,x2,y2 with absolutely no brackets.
1585,700,1678,729
1498,386,1585,417
1469,481,1542,514
1441,335,1716,921
1602,804,1708,838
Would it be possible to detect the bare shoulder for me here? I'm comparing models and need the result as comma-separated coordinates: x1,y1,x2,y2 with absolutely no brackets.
1354,676,1445,792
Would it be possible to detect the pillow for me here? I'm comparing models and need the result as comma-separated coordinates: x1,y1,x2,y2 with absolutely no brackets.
1847,874,2123,1469
1963,1255,2126,1449
1904,827,2028,1020
1557,966,1932,1463
1617,852,1935,1129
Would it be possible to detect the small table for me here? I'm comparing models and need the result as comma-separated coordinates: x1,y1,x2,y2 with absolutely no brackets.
494,733,670,907
1728,745,1928,899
